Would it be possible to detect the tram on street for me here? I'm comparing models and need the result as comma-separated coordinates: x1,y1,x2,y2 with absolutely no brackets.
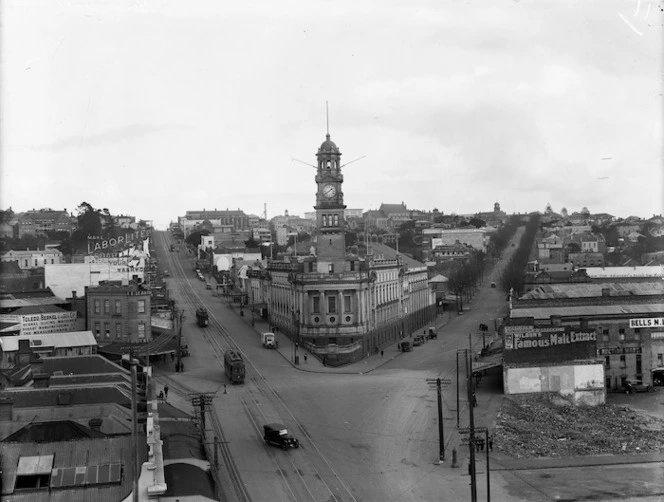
224,349,245,384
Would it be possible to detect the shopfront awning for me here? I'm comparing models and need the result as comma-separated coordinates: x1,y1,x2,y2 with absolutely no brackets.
472,351,504,373
97,331,177,358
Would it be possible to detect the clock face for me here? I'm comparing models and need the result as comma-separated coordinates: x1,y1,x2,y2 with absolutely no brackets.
323,184,336,198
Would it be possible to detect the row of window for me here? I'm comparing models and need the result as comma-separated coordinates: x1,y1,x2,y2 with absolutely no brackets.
599,327,641,342
312,295,352,314
18,258,58,266
604,353,664,373
93,322,145,340
93,299,145,315
321,214,340,227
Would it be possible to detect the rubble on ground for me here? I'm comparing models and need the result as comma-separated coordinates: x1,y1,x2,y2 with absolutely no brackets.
494,396,664,458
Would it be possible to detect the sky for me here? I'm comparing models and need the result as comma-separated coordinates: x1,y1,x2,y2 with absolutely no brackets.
1,0,662,229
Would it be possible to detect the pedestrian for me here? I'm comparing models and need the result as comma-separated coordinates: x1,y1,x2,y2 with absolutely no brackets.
323,357,326,367
171,352,175,361
397,342,401,351
380,350,384,357
180,362,184,372
488,437,493,451
476,440,481,452
472,392,478,407
164,385,169,399
304,354,308,363
480,438,485,451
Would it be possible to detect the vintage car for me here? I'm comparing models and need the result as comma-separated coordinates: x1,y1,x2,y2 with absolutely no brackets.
400,341,412,352
412,335,425,347
263,423,299,450
623,381,654,394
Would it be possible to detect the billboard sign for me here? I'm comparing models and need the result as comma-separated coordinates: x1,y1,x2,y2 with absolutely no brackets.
0,311,78,336
504,325,597,365
88,228,151,255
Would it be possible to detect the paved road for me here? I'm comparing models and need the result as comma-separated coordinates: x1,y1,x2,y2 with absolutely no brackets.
153,229,664,502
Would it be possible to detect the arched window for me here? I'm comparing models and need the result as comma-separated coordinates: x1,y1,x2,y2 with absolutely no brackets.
326,160,331,169
322,215,328,227
333,214,339,226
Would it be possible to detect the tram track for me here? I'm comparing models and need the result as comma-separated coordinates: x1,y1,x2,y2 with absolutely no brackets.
155,231,357,502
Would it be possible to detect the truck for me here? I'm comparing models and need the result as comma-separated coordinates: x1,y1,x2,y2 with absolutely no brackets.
261,332,276,349
196,308,209,327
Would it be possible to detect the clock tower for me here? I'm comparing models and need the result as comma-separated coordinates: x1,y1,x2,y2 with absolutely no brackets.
314,132,346,269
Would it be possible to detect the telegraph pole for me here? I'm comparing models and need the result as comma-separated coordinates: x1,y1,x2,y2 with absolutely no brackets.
175,309,184,372
426,377,451,463
129,359,139,502
467,343,477,502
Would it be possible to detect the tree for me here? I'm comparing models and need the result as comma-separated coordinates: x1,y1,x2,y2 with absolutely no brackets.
469,217,486,229
561,207,568,218
0,208,14,224
185,229,210,248
244,237,261,248
75,202,102,236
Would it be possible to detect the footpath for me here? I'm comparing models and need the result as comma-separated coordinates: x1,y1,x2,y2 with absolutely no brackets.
151,281,664,502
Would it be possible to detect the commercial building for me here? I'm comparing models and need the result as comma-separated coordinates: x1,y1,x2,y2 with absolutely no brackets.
45,262,145,299
510,282,664,390
85,282,152,344
0,331,97,369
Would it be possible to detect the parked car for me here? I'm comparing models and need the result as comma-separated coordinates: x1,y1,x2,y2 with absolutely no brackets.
412,335,424,347
623,381,654,394
401,341,412,352
263,423,299,450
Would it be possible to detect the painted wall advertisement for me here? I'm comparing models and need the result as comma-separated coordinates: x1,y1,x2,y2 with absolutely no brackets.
0,311,78,336
87,228,151,254
504,325,597,365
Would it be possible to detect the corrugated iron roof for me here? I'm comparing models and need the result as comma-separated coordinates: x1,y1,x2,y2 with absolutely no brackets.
583,265,664,278
511,303,664,319
521,282,664,300
0,435,141,502
0,332,97,352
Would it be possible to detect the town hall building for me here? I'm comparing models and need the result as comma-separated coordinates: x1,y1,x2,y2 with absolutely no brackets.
249,130,435,366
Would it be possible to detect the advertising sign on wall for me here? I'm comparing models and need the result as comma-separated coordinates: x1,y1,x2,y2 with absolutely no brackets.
629,318,664,328
0,311,78,336
88,228,151,254
504,325,597,365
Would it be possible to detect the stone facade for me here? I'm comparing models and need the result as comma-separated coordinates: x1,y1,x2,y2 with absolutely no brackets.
249,131,436,365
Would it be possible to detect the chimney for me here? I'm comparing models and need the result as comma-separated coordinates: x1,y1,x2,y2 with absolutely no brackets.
88,418,103,431
72,290,77,299
17,339,32,367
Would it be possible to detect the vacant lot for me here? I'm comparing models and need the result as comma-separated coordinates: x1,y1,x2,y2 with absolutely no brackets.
494,395,664,458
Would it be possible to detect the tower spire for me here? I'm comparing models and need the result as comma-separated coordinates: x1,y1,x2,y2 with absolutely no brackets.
326,101,329,138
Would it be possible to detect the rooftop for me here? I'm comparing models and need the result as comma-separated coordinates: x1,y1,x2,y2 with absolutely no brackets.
520,282,664,300
510,303,664,320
